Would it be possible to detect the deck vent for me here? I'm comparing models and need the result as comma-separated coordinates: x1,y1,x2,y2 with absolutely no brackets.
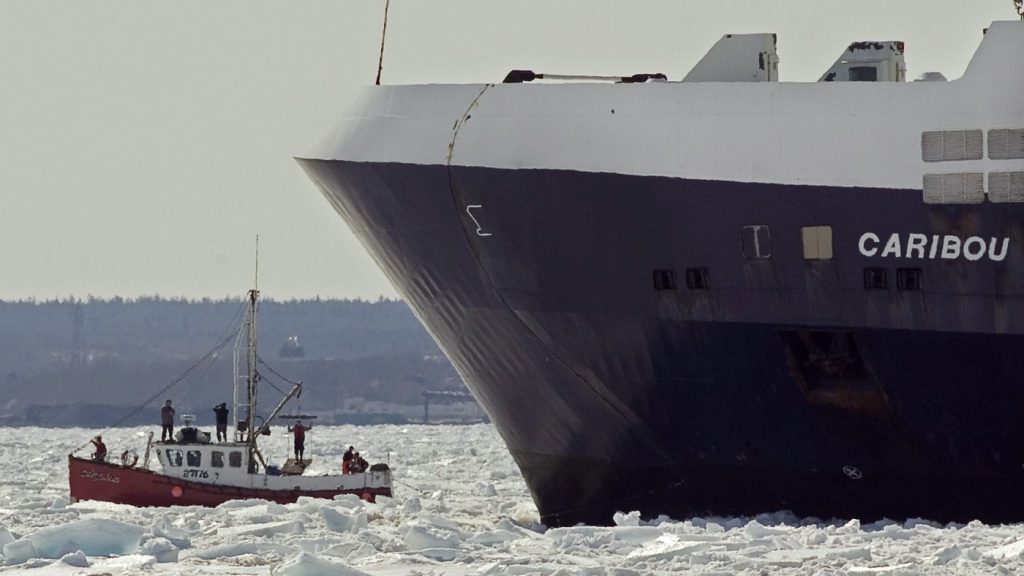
921,130,984,162
864,268,888,290
686,268,710,290
988,129,1024,160
741,225,771,259
922,173,985,204
652,269,677,291
897,268,923,291
988,172,1024,203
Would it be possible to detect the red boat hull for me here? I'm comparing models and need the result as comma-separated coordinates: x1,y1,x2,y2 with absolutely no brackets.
68,456,391,507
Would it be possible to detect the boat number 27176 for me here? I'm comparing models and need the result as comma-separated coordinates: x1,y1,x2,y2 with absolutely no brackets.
183,469,209,479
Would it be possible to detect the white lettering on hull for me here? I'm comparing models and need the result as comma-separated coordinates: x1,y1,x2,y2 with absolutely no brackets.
858,233,1009,262
81,469,120,484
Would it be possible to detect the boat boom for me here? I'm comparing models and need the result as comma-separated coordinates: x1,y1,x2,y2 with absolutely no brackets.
253,381,303,440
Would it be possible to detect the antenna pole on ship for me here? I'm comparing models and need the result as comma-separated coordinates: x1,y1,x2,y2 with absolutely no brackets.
375,0,390,85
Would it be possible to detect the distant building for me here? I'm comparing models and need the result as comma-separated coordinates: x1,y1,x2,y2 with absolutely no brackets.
279,336,305,359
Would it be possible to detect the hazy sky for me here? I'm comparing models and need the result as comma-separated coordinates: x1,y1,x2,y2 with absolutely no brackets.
1,1,1015,301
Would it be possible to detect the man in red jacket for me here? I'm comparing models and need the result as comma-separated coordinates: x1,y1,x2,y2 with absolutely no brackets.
91,435,107,462
342,445,355,473
287,420,312,462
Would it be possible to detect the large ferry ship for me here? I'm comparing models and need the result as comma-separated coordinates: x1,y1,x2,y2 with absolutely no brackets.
298,20,1024,526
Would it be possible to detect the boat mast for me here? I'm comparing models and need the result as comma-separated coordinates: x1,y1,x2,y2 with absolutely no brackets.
246,236,260,445
245,287,259,444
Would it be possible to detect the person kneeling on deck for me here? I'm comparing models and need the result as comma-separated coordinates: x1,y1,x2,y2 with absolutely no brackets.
352,451,368,473
287,420,311,462
91,435,107,462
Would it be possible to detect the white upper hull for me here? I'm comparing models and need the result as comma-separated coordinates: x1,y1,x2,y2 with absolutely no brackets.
304,21,1024,191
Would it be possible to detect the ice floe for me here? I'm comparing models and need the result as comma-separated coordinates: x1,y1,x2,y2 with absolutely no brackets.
0,424,1022,575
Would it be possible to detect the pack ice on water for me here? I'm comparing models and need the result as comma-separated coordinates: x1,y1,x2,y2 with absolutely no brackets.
4,424,1024,575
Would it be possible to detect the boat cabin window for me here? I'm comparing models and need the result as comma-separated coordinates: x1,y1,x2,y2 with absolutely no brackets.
864,268,888,290
818,41,905,82
741,225,771,259
988,129,1024,160
165,449,183,467
229,451,243,468
186,450,202,467
802,226,834,260
652,269,677,291
849,66,878,82
685,268,710,290
211,451,225,468
897,268,922,291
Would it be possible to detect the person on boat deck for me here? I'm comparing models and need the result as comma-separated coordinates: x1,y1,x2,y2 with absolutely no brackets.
342,445,355,474
91,435,107,462
287,420,312,462
352,451,368,473
161,399,175,441
213,403,229,442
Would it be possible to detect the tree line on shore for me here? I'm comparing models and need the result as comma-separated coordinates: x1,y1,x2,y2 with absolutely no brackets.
0,296,462,426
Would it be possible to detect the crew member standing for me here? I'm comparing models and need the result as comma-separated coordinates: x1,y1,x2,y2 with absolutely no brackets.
287,420,312,462
161,399,176,441
91,435,107,462
213,403,230,442
342,445,355,474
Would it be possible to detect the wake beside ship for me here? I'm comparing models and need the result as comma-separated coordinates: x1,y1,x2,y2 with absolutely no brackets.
298,21,1024,526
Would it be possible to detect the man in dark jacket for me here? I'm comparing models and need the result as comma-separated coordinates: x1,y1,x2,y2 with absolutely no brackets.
161,399,175,441
213,403,229,442
352,452,368,473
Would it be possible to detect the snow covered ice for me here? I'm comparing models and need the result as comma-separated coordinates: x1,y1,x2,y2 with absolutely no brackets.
3,425,1024,574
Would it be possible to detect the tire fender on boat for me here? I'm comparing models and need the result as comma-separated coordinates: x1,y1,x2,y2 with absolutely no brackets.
171,485,183,498
120,449,139,468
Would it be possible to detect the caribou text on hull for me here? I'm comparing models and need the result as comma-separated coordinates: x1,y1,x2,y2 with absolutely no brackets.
298,22,1024,526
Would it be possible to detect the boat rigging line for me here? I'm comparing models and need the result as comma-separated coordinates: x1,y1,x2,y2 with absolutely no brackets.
375,0,391,85
256,355,302,387
393,478,431,497
69,299,249,456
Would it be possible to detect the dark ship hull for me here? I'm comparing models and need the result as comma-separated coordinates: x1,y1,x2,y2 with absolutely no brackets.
298,21,1024,525
299,160,1024,525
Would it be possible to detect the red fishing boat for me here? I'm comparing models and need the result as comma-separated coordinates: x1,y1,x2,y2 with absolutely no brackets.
69,287,392,507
